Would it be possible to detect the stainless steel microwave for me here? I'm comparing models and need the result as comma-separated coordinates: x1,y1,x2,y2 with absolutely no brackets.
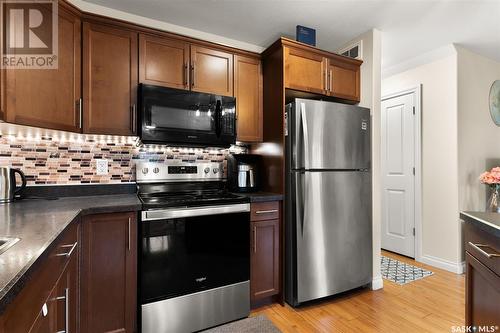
139,84,236,147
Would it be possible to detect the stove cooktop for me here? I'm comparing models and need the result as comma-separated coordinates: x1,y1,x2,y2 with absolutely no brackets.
139,190,248,209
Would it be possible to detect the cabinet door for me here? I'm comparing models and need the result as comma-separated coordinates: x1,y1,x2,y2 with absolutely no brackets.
190,45,233,96
139,34,190,90
4,5,81,132
327,59,360,102
55,250,79,333
465,252,500,327
235,55,263,142
81,212,137,333
83,22,138,135
29,286,57,333
250,219,280,300
284,46,327,94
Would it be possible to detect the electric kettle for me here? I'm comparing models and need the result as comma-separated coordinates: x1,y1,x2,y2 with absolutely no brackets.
0,167,27,203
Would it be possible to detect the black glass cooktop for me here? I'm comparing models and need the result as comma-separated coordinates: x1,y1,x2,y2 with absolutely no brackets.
139,190,248,209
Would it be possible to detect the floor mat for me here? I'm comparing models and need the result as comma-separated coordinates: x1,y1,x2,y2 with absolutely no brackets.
381,255,434,285
200,315,281,333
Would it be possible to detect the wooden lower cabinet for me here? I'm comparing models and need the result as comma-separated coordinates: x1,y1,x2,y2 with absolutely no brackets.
0,222,79,333
464,221,500,327
80,211,137,333
465,253,500,326
250,201,281,301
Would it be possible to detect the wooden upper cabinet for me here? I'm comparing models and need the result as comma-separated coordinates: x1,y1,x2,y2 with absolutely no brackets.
328,58,360,102
4,4,81,132
235,55,262,142
139,34,190,89
190,45,233,96
83,22,138,136
81,212,137,333
284,46,327,95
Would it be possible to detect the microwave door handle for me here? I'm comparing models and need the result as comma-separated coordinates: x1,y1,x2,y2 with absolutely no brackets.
215,100,222,138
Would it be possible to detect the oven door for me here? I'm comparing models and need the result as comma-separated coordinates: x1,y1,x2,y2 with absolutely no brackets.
140,204,250,305
139,84,236,147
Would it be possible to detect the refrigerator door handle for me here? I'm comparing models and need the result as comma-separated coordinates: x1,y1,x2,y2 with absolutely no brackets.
294,172,306,237
300,103,310,169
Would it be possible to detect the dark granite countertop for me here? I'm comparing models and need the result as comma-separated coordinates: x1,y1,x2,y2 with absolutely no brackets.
233,192,284,203
0,194,141,314
460,211,500,238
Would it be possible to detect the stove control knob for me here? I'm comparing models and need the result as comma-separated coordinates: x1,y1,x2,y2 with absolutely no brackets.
204,167,210,174
153,167,159,174
213,168,219,174
142,167,149,175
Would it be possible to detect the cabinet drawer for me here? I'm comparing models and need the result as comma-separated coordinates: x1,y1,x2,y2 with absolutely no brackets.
464,222,500,277
2,222,79,333
251,201,280,221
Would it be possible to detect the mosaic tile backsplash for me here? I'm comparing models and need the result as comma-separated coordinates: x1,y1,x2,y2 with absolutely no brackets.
0,133,238,185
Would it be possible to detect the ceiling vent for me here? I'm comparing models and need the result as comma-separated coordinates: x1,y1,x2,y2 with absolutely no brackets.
337,41,363,60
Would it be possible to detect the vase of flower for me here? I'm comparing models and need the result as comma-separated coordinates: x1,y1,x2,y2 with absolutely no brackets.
480,167,500,213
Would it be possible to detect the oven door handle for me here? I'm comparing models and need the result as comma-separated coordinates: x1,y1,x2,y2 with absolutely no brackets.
142,203,250,221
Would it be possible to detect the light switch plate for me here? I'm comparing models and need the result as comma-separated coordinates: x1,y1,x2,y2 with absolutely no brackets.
96,159,109,175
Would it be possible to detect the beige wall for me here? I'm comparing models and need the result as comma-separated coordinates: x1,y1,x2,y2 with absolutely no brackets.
457,47,500,259
339,29,383,289
382,51,462,269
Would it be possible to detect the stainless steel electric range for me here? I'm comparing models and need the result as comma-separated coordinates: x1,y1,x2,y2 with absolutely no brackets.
137,161,250,333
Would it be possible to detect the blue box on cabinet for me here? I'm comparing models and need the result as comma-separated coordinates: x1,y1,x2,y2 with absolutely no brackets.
296,25,316,46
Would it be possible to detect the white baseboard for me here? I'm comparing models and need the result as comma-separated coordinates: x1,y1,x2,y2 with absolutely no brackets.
371,275,384,290
420,255,465,274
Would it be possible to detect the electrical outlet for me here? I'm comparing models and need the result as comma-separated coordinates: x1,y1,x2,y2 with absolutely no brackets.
95,159,109,175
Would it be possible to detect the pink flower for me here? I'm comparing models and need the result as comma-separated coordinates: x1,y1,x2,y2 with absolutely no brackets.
480,167,500,185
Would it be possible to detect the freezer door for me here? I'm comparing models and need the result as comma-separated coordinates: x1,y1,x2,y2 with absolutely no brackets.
293,170,372,304
291,99,371,170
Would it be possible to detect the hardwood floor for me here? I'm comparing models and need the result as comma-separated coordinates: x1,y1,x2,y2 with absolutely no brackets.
251,250,465,332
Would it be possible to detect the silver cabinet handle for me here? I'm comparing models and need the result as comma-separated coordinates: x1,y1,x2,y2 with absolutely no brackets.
76,98,83,129
55,288,69,333
468,242,500,259
255,209,278,214
128,217,131,251
329,69,333,92
253,226,257,253
131,104,137,133
191,63,195,87
324,69,328,92
56,242,77,258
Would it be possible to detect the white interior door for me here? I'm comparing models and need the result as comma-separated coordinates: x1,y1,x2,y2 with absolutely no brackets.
381,92,415,257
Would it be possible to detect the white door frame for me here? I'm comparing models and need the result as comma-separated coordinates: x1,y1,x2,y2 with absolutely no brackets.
381,85,422,262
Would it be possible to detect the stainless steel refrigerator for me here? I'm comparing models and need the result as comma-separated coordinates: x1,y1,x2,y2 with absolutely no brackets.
285,98,372,307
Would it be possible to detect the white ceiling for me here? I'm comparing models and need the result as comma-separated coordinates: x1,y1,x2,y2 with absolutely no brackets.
82,0,500,69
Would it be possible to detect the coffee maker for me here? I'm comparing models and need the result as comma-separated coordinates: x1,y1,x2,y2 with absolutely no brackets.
227,154,261,192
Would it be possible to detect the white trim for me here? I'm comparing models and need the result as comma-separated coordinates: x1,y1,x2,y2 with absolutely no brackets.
382,44,457,79
67,0,264,54
381,85,423,262
420,255,465,274
371,275,384,290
